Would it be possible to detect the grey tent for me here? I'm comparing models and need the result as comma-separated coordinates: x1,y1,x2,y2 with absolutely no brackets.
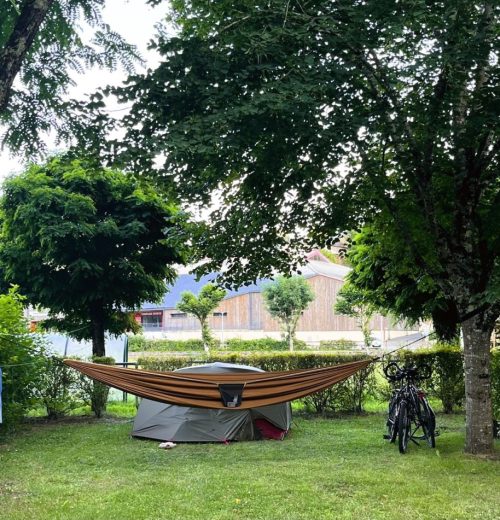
131,362,292,442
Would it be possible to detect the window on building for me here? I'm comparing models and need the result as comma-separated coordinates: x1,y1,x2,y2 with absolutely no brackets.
141,311,163,329
170,312,187,318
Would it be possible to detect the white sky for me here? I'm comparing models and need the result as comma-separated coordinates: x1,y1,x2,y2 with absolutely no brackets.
0,0,173,180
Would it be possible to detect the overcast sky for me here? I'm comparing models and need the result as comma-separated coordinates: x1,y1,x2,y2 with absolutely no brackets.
0,0,172,180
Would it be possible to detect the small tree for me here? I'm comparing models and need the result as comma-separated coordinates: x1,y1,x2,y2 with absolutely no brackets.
0,156,186,357
262,276,314,351
177,283,226,351
334,284,375,350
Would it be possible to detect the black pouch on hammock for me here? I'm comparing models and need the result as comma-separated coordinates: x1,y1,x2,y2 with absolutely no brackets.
218,384,245,407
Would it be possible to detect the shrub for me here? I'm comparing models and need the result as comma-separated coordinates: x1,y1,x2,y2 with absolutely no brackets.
77,356,115,418
319,339,357,351
398,343,464,413
128,334,147,351
0,289,46,432
34,355,80,419
128,336,308,352
128,336,208,352
224,338,306,351
139,351,375,414
492,349,500,420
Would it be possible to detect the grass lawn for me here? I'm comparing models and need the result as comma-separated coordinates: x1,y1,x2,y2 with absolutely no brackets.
0,404,499,520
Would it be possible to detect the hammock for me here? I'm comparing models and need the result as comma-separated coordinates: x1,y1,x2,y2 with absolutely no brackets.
64,358,374,410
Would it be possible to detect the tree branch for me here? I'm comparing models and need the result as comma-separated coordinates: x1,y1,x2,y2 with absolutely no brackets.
0,0,54,113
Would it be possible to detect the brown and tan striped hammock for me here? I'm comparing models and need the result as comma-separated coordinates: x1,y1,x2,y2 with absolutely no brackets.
64,358,374,410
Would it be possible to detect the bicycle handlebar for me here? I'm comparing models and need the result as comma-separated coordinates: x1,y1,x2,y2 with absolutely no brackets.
383,361,432,382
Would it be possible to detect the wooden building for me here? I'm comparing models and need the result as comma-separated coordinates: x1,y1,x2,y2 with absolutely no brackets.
136,260,415,344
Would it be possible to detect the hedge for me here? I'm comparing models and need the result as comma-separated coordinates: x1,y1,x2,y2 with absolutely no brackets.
128,336,307,352
394,345,500,417
396,344,465,413
492,349,500,420
139,352,376,414
129,336,206,352
137,346,500,418
224,338,307,351
318,339,357,350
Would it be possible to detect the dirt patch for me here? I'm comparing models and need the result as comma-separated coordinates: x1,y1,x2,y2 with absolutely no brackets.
0,481,30,499
20,415,131,431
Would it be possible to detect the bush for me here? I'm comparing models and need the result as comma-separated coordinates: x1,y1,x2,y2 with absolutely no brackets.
128,334,147,351
139,351,375,414
0,290,46,432
128,336,308,352
128,336,208,352
319,339,357,351
224,338,306,351
492,349,500,420
397,343,464,413
385,344,500,416
77,356,115,418
34,355,80,419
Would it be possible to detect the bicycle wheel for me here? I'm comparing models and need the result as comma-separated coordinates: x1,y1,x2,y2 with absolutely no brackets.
398,400,411,454
420,400,436,448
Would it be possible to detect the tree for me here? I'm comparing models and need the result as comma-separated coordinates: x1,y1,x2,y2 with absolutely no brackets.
334,284,375,351
176,283,226,351
262,276,314,351
0,0,142,155
112,1,499,455
0,155,186,356
345,225,462,342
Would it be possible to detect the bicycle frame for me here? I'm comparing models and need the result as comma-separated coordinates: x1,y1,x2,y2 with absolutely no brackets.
384,362,436,453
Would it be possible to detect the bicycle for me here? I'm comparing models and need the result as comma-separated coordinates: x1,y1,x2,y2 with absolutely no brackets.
383,361,437,454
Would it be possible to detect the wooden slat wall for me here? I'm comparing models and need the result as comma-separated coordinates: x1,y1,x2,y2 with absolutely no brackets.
155,275,405,332
162,311,200,331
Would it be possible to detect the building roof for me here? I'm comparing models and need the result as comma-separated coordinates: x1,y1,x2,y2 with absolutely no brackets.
141,273,271,310
141,260,350,311
300,260,351,280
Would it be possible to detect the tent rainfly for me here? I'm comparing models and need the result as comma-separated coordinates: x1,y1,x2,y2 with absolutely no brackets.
132,362,292,442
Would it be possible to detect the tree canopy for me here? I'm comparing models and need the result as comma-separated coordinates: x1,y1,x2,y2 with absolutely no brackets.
176,283,226,351
0,0,143,155
262,276,314,351
109,0,499,455
0,155,187,355
111,0,499,302
345,225,461,342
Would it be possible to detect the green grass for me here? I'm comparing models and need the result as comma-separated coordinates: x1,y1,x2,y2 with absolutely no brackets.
0,405,498,520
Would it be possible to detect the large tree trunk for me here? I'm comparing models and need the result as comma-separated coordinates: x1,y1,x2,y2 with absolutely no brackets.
462,315,494,455
0,0,54,112
91,313,106,357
